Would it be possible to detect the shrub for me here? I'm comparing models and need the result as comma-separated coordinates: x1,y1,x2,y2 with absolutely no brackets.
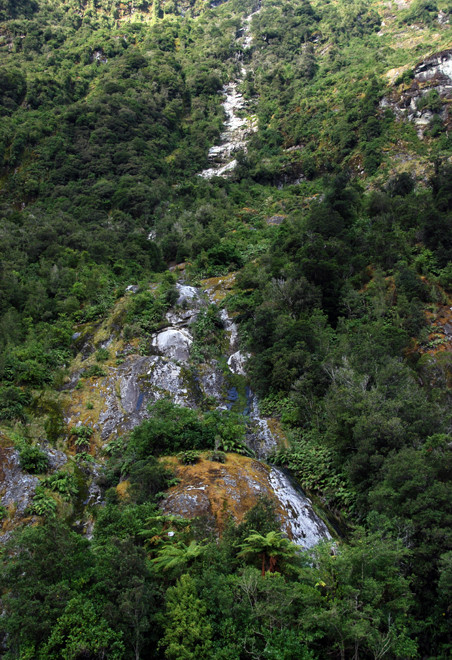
72,424,94,449
208,450,227,463
40,472,78,501
95,347,110,362
84,364,106,378
27,486,57,517
178,450,200,465
0,385,31,421
18,443,49,474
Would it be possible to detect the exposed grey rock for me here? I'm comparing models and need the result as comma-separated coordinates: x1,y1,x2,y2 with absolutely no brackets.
227,350,250,376
219,309,239,351
176,284,200,306
165,308,198,327
151,327,193,362
91,49,108,64
96,351,200,441
165,283,204,327
381,49,452,136
196,363,225,402
161,485,212,519
45,445,68,471
0,448,38,518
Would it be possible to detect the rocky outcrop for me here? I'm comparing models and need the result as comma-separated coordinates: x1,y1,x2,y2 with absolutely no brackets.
0,447,38,520
381,49,452,136
160,454,331,547
14,272,330,546
63,279,282,460
0,443,67,539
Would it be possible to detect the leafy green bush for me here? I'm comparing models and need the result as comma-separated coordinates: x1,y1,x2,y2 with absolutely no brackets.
72,424,94,449
191,305,223,362
128,457,177,504
0,385,31,421
178,450,200,465
74,451,95,465
272,433,355,512
27,486,57,517
416,89,442,113
126,400,215,458
208,450,226,463
41,472,78,501
18,443,49,474
84,364,106,378
95,347,110,362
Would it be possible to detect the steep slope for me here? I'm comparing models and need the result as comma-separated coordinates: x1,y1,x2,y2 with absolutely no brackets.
0,0,451,657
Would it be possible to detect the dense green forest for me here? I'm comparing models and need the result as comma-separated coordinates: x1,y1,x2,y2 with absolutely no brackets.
0,0,451,657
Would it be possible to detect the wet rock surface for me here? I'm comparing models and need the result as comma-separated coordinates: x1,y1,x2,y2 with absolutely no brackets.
0,447,38,519
269,467,331,547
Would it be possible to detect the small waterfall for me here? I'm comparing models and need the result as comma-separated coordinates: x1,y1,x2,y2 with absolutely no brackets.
213,295,331,546
198,7,260,179
269,467,331,548
247,391,278,459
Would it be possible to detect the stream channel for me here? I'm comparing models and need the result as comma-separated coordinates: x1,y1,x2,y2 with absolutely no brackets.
199,5,261,179
155,280,331,548
196,8,330,545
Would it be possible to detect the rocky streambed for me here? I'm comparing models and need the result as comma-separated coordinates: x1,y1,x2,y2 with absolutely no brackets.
1,274,331,549
67,275,330,547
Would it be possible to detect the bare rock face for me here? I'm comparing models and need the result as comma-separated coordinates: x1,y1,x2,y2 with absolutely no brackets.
0,442,68,541
60,277,330,546
64,278,283,461
381,49,452,136
95,355,196,441
0,447,38,519
227,350,249,376
151,327,193,362
165,284,203,327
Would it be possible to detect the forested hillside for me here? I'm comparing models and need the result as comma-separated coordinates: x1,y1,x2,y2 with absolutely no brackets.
0,0,451,657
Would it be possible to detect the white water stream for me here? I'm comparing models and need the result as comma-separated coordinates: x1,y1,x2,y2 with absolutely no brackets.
199,6,261,179
203,285,331,547
269,467,331,548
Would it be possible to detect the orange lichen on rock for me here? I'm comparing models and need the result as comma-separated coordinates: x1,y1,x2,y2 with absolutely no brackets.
201,272,237,303
160,454,287,534
266,418,287,448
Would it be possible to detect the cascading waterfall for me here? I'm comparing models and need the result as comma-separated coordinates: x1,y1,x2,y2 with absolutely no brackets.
199,6,261,179
203,285,331,548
